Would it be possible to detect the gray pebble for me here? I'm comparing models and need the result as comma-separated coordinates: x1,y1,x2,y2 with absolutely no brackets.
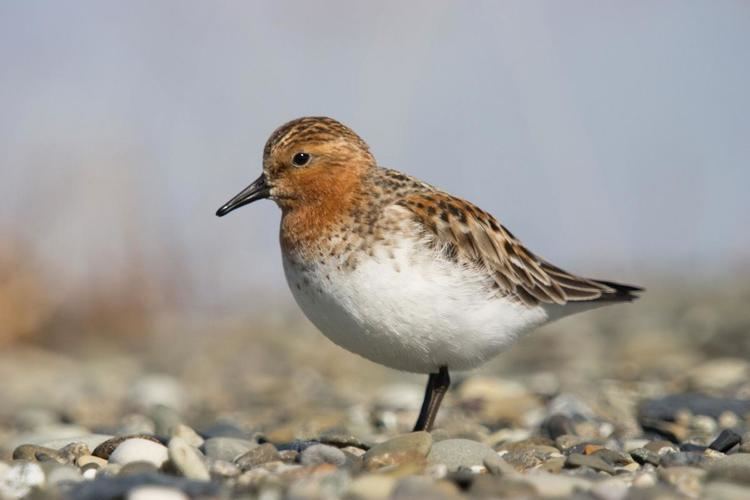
707,453,750,485
300,444,347,467
202,437,257,462
427,439,497,472
235,443,281,470
566,453,616,475
168,436,210,481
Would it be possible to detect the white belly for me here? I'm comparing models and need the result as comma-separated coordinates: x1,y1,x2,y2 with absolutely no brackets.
282,240,550,374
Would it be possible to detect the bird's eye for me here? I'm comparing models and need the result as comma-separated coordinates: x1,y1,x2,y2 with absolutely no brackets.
292,152,311,167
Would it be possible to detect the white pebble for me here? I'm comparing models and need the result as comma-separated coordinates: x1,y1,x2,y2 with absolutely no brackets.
127,485,188,500
109,438,168,468
0,461,45,499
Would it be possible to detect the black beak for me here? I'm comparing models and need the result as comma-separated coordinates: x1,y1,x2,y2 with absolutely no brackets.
216,173,270,217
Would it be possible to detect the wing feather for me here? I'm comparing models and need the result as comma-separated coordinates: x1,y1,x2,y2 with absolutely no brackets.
397,192,641,306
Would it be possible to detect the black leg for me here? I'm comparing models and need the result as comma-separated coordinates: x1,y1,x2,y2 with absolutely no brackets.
412,366,450,432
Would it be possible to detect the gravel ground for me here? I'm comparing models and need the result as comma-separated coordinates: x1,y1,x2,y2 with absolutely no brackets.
2,281,750,499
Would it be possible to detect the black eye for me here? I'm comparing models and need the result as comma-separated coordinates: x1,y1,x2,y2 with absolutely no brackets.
292,152,311,166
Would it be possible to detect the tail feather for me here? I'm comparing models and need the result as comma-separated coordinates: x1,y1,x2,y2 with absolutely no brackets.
591,279,643,303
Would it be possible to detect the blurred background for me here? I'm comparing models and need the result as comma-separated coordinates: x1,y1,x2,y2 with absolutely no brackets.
1,1,749,440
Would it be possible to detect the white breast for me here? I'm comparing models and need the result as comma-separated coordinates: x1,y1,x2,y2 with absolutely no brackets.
282,228,551,374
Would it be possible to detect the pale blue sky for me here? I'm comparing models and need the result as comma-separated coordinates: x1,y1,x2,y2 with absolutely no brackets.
1,1,748,305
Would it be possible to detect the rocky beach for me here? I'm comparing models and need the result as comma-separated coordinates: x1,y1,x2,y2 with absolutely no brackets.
1,279,750,499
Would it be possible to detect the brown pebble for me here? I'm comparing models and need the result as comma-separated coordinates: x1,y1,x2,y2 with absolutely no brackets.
92,434,162,459
235,443,281,470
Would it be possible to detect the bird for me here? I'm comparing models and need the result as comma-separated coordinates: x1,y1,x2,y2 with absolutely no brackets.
216,116,642,432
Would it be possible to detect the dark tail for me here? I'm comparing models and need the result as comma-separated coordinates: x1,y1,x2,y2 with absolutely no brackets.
592,280,644,302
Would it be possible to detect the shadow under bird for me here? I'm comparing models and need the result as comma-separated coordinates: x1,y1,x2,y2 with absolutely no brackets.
216,116,642,431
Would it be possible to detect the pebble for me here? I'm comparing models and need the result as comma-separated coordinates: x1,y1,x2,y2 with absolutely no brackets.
522,471,593,497
235,443,281,470
590,478,630,500
0,461,46,499
77,455,108,469
427,439,497,472
108,438,169,468
707,453,750,485
347,474,397,499
127,485,189,500
59,442,91,463
702,481,750,500
300,443,348,467
42,463,82,487
363,431,432,470
171,424,204,448
709,429,742,452
658,466,706,497
168,436,210,481
202,436,256,462
93,435,163,460
12,444,64,463
630,448,660,467
482,452,516,476
566,453,616,475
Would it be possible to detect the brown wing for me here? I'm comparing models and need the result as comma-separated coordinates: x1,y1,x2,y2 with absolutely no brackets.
397,192,641,307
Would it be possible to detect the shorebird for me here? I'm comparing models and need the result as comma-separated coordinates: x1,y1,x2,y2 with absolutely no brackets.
216,117,641,431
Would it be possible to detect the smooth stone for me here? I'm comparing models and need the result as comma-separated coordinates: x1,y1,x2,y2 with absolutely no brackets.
0,461,45,499
76,455,108,469
300,444,347,467
710,429,742,453
499,439,562,471
66,471,219,499
593,448,633,467
555,433,584,450
707,454,750,485
149,405,183,436
566,453,616,475
363,432,432,470
630,448,661,466
202,437,257,462
391,476,461,499
522,471,593,497
482,453,516,476
590,478,630,500
168,437,210,481
658,466,706,497
127,485,189,500
171,424,204,448
659,451,708,467
93,435,163,459
702,481,750,500
427,439,497,472
346,474,397,499
118,461,160,476
12,444,65,463
688,358,749,391
644,440,678,455
469,475,536,498
42,463,82,486
235,443,281,470
319,431,371,450
208,459,240,477
59,442,91,463
542,415,576,440
108,438,169,468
